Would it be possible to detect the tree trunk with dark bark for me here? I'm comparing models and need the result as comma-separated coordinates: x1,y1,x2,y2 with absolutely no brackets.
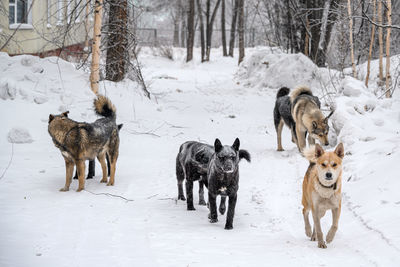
105,0,128,82
187,0,195,62
238,0,244,64
221,0,227,56
228,0,239,57
205,0,222,61
197,0,206,62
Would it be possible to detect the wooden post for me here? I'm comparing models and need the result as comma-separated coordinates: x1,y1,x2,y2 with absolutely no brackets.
365,0,376,87
90,0,103,95
347,0,357,78
385,0,392,98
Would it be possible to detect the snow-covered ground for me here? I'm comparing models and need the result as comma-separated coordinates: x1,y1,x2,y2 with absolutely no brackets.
0,47,399,266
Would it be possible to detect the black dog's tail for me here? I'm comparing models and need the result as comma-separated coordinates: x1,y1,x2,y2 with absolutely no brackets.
276,87,290,99
239,150,251,163
94,95,116,119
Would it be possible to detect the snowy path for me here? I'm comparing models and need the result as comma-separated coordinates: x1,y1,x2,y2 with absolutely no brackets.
0,51,399,266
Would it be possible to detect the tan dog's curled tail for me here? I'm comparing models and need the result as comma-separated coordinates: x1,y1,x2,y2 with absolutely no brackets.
290,86,313,103
94,95,116,118
303,145,317,163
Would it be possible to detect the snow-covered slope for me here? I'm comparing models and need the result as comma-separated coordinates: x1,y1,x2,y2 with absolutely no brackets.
0,48,399,266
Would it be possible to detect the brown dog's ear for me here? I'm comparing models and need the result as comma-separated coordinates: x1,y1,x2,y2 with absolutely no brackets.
312,121,317,129
232,138,240,151
315,144,324,158
49,114,55,123
214,138,223,153
62,111,69,117
334,143,344,158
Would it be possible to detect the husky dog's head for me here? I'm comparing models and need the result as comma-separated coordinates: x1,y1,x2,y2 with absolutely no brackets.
310,110,334,146
314,143,344,188
213,138,251,174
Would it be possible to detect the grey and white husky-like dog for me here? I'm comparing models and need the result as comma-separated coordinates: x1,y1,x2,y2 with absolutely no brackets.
207,138,250,230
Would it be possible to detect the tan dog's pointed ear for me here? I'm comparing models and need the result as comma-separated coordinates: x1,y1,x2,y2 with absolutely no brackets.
62,111,69,117
334,143,344,158
315,144,324,158
49,114,54,123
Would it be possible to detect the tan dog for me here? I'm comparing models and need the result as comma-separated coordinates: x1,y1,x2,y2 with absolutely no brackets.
291,86,333,152
301,143,344,248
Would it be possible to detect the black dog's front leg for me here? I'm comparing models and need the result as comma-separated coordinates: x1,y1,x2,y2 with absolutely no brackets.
186,180,195,210
74,160,95,179
225,194,237,230
198,180,207,206
219,196,226,215
208,193,218,223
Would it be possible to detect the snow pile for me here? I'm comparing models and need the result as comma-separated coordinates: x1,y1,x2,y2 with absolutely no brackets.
7,127,34,144
236,47,329,90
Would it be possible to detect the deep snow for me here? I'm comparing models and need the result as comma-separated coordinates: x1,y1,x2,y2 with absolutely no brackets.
0,47,399,267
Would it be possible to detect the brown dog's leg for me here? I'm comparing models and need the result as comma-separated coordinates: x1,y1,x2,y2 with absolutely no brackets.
98,154,108,183
326,206,341,243
277,119,284,151
312,208,327,248
108,159,116,186
60,159,74,192
76,160,86,192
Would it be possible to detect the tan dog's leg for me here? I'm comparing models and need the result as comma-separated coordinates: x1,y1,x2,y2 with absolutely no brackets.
98,154,108,183
307,135,315,146
296,126,306,152
277,119,284,151
60,159,74,192
303,208,312,237
76,160,85,192
312,208,327,248
326,206,341,243
108,160,116,186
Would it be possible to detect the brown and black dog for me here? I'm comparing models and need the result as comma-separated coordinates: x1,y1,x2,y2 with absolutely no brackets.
302,143,344,248
48,95,120,192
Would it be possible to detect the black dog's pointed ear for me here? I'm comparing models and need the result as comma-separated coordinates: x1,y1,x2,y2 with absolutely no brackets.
214,138,223,153
118,124,123,131
62,111,69,117
232,138,240,151
49,114,54,123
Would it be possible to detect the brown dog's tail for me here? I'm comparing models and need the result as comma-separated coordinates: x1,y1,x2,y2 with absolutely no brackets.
290,86,313,103
94,95,116,119
303,145,317,163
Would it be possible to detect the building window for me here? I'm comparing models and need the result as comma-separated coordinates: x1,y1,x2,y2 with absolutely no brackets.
9,0,32,28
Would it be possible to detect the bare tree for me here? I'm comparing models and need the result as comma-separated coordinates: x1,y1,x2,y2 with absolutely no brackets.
385,0,392,97
106,0,128,82
197,0,206,61
91,0,104,94
238,0,245,64
378,0,384,81
228,0,239,57
347,0,357,78
187,0,195,62
365,0,377,87
205,0,222,61
221,0,227,56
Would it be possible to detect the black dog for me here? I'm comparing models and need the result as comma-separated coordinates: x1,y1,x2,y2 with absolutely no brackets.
273,87,297,151
73,124,123,179
176,141,214,210
207,138,250,230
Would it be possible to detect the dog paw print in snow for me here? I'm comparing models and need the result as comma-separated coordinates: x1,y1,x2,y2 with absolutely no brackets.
7,127,33,144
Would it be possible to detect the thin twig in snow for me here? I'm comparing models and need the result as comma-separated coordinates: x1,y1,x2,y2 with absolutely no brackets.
84,189,134,202
0,143,14,180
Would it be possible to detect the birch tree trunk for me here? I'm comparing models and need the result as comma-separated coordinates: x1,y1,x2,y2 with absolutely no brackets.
187,0,195,62
221,0,227,56
228,0,239,57
84,0,90,50
347,0,357,78
90,0,103,94
385,0,392,98
378,0,384,81
238,0,245,64
365,0,376,87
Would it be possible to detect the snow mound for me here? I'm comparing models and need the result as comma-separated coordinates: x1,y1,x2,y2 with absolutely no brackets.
236,48,325,90
7,127,34,144
0,79,17,100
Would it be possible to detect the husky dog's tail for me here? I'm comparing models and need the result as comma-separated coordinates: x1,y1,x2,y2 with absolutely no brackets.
303,145,317,163
94,95,116,118
239,149,251,162
290,86,313,102
276,87,290,99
